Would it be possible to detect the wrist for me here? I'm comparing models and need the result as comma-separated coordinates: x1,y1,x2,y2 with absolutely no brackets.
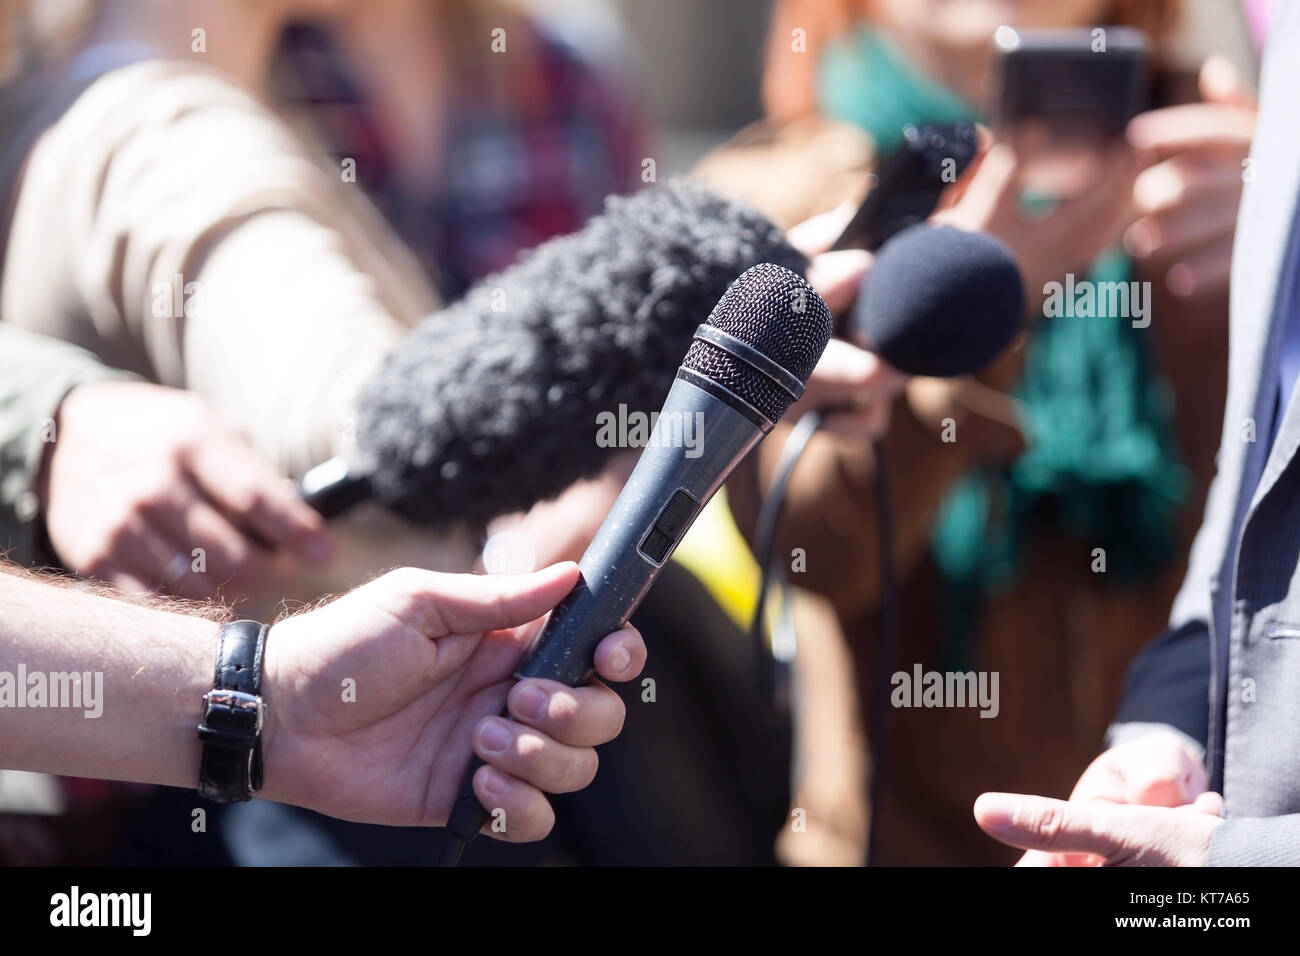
196,620,272,803
174,619,222,789
254,622,289,805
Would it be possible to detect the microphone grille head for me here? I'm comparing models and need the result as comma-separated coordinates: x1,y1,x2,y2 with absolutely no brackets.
682,263,833,423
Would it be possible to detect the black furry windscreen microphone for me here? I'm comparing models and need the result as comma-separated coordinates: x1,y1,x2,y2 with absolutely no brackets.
351,179,807,529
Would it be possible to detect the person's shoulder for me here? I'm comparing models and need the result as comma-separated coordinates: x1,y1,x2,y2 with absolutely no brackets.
80,59,262,109
30,58,328,217
64,59,297,151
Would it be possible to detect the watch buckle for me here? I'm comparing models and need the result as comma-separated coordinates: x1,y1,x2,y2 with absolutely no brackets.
201,688,265,735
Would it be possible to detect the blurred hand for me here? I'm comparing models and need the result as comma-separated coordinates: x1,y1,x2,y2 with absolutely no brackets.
934,127,1141,301
479,453,638,571
1010,729,1210,866
37,381,332,601
974,790,1224,867
261,562,646,839
789,203,876,313
793,339,907,438
1124,55,1257,298
789,204,909,439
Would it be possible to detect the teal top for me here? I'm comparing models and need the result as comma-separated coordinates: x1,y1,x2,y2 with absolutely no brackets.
819,27,1189,665
819,28,977,153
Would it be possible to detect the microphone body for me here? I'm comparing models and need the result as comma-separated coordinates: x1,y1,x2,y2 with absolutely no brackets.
299,457,369,517
516,375,767,685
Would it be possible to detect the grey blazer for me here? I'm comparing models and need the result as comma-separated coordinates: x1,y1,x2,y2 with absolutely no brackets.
1110,3,1300,865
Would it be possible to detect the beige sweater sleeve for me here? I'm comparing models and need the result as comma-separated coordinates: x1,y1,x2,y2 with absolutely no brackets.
1,60,439,478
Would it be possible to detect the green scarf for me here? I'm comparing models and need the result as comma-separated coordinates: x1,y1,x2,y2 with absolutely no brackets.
820,28,1190,667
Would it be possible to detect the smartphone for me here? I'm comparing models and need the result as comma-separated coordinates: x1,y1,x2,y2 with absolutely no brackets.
829,120,978,253
992,25,1149,192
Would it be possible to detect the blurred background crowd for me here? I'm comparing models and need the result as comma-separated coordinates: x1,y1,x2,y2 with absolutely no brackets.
0,0,1271,865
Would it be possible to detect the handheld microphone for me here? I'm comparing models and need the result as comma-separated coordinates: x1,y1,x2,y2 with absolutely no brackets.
849,223,1025,376
298,180,807,528
439,262,833,864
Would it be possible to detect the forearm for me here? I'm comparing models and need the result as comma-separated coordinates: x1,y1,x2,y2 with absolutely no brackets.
0,567,220,791
182,211,409,477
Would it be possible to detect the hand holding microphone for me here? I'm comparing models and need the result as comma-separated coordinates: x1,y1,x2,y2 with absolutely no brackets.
262,562,645,838
788,220,1027,441
789,207,909,439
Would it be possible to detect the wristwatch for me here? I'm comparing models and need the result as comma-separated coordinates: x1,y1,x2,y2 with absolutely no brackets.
197,620,268,803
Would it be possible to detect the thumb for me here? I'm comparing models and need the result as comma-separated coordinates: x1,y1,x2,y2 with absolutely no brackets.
1120,733,1208,807
389,562,581,637
1190,791,1226,817
1199,54,1256,110
932,141,1020,235
809,338,885,387
788,201,860,257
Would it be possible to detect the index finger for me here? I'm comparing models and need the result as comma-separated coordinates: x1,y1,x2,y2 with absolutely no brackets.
789,201,860,257
1127,103,1256,162
974,792,1123,859
806,249,872,315
186,436,332,563
809,339,905,393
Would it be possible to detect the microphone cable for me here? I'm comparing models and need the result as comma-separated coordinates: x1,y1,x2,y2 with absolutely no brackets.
748,411,900,867
749,410,823,727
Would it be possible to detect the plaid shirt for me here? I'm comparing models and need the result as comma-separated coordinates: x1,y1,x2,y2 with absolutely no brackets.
275,21,647,298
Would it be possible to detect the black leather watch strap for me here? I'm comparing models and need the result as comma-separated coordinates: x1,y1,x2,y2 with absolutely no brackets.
197,620,268,803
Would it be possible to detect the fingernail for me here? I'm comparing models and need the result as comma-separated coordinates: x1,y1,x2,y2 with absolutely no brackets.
608,646,631,676
479,718,512,754
480,766,509,797
512,684,549,721
975,793,1021,830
